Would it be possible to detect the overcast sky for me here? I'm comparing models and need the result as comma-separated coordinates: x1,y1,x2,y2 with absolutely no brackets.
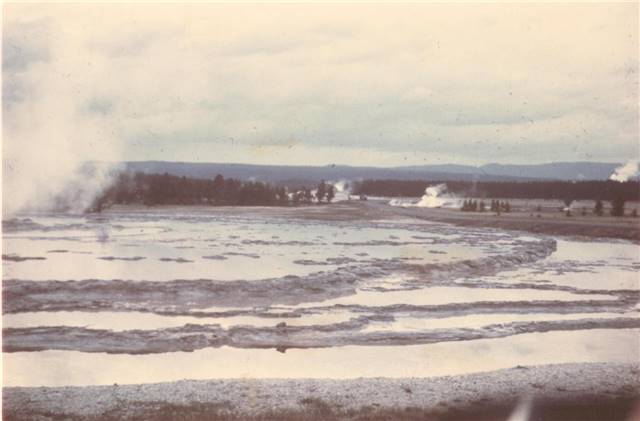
3,3,638,167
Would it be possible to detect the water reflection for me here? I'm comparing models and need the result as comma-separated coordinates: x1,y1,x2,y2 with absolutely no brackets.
4,329,638,387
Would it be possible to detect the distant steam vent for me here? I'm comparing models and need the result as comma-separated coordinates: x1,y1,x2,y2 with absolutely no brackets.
609,160,639,182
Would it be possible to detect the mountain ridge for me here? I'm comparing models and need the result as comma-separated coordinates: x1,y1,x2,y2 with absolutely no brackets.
119,161,623,184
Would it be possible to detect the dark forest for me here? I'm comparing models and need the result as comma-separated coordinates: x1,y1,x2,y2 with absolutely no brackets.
90,172,335,211
353,179,640,201
90,172,639,212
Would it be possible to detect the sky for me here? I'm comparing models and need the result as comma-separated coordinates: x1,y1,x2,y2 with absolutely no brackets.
3,2,639,169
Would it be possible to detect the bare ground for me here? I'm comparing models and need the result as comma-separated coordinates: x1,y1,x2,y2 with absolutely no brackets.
4,363,639,421
367,202,640,242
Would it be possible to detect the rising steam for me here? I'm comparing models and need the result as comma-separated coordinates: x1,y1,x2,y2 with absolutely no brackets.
389,183,460,208
329,180,351,201
609,160,639,182
3,17,122,216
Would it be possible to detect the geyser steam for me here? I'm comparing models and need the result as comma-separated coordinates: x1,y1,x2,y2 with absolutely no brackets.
3,15,122,215
389,183,460,208
416,183,449,208
609,160,639,182
329,180,351,201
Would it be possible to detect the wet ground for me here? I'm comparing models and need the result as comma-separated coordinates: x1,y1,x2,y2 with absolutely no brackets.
2,202,639,386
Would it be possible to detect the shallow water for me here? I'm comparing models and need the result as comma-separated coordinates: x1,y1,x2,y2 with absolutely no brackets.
3,310,358,330
3,213,492,281
4,329,638,387
486,239,639,291
7,309,634,334
3,209,639,387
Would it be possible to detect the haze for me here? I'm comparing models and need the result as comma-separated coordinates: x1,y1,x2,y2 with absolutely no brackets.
4,3,638,168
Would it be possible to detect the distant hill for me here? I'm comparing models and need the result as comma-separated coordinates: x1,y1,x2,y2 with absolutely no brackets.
402,162,621,180
120,160,623,186
479,162,620,180
122,161,529,186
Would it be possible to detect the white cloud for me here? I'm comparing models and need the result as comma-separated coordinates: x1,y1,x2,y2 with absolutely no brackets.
3,3,638,189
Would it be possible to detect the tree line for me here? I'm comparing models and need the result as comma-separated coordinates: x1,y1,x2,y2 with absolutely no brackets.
461,199,511,213
353,179,640,201
90,172,336,211
459,198,634,217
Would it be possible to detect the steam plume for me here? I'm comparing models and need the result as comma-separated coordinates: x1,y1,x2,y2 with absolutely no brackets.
609,160,639,182
389,183,460,208
329,180,351,201
3,17,122,216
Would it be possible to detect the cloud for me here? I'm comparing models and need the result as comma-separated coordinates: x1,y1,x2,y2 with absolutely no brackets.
3,2,638,184
83,97,115,116
2,18,50,72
